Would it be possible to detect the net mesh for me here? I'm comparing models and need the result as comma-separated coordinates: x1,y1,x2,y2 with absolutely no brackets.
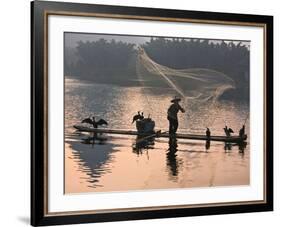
136,46,236,127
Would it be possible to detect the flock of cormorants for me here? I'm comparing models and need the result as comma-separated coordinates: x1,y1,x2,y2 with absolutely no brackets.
81,112,246,139
81,111,147,128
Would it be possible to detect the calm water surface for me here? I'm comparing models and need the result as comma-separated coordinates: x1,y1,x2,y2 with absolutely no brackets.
64,78,250,193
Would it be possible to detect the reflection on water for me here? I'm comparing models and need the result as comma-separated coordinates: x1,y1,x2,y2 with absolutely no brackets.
166,137,181,181
132,135,155,155
65,78,250,193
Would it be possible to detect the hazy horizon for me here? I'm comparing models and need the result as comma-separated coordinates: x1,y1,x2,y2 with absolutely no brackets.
65,32,250,48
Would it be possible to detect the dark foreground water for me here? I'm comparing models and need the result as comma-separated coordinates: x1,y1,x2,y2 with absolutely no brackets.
64,78,250,193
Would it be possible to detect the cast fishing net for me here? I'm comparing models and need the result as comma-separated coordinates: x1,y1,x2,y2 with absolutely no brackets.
136,46,236,128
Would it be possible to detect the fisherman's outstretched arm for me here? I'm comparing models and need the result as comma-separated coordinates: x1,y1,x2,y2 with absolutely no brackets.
179,105,185,113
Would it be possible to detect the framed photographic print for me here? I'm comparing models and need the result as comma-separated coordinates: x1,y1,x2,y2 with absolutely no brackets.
31,0,273,226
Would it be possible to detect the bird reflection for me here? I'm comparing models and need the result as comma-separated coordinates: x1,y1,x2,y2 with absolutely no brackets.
166,137,181,178
205,140,211,152
224,142,232,152
68,136,114,189
238,142,247,157
81,135,107,147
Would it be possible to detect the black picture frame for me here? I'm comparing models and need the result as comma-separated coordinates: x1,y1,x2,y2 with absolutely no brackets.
31,0,273,226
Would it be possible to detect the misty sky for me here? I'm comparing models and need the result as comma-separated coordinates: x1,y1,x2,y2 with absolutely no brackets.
65,32,250,48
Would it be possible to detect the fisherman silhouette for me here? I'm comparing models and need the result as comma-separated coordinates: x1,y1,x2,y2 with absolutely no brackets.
167,96,185,135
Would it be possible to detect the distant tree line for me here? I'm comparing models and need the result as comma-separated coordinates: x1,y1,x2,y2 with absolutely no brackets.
65,37,250,101
142,38,249,101
65,39,136,85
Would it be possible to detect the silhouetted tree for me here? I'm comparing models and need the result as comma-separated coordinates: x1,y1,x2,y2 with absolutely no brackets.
65,37,249,101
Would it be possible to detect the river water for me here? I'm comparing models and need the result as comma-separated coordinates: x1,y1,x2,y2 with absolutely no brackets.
64,78,250,194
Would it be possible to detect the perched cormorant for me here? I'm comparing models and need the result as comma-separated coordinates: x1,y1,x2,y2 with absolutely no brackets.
81,117,93,124
223,126,234,137
81,117,108,128
206,127,211,138
132,111,142,124
239,125,245,137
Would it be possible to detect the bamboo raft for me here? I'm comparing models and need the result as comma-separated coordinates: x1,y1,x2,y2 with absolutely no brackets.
73,125,247,143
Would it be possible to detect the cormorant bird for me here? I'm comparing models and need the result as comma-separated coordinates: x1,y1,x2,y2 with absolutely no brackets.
81,117,108,128
239,125,245,137
206,128,211,138
132,111,142,124
81,117,93,124
223,126,234,137
228,128,234,133
140,112,144,120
